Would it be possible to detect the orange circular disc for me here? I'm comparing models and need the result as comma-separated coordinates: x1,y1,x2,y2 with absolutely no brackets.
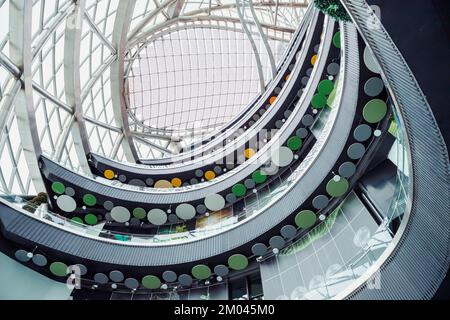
269,96,277,105
171,178,182,187
204,171,216,181
244,148,256,159
311,54,318,66
104,169,115,179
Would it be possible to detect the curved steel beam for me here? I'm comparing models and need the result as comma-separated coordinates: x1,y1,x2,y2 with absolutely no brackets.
235,0,266,92
247,0,277,78
62,0,92,174
110,0,139,162
9,0,45,192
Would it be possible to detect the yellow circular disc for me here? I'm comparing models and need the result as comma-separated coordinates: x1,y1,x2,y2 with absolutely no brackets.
154,180,173,189
104,169,115,180
311,54,318,66
269,96,277,105
285,74,290,81
171,178,182,187
204,171,216,181
244,148,256,159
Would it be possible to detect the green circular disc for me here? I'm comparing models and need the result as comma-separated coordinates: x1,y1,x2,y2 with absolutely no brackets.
49,262,68,277
363,99,388,123
318,79,334,95
71,217,83,225
133,207,146,220
232,184,247,197
83,194,97,206
84,213,98,225
228,254,249,271
295,210,317,229
333,31,341,48
287,136,303,151
142,275,161,289
192,265,211,280
252,170,267,184
51,182,65,195
311,93,327,109
326,177,350,197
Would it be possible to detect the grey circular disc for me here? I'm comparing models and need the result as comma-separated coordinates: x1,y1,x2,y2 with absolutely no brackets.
109,270,124,282
301,76,310,86
269,236,286,249
56,195,77,213
314,44,320,53
272,147,294,167
118,175,127,182
178,274,193,286
312,195,329,210
168,214,179,224
339,162,356,178
32,254,47,266
130,218,141,227
176,203,196,220
306,68,313,76
289,64,295,71
354,124,373,142
94,273,108,284
103,200,114,211
214,265,229,277
204,194,225,211
327,62,340,75
105,212,113,221
302,114,315,127
252,243,268,256
284,110,292,118
244,179,255,189
145,178,154,186
275,120,284,129
213,166,222,174
15,250,30,262
364,77,384,97
226,193,237,204
129,179,146,187
65,187,75,197
190,178,198,185
124,278,139,289
274,87,282,94
363,47,381,73
296,128,309,139
111,206,131,223
147,208,167,225
196,204,207,214
253,114,260,121
347,143,366,160
195,169,204,178
262,163,279,175
259,109,266,115
76,264,88,276
281,225,297,239
162,271,177,283
297,89,304,98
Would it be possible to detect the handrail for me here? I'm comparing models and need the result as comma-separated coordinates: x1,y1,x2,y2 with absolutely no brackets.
335,0,450,300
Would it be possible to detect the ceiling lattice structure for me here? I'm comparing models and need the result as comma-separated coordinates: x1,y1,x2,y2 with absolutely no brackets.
0,0,309,195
